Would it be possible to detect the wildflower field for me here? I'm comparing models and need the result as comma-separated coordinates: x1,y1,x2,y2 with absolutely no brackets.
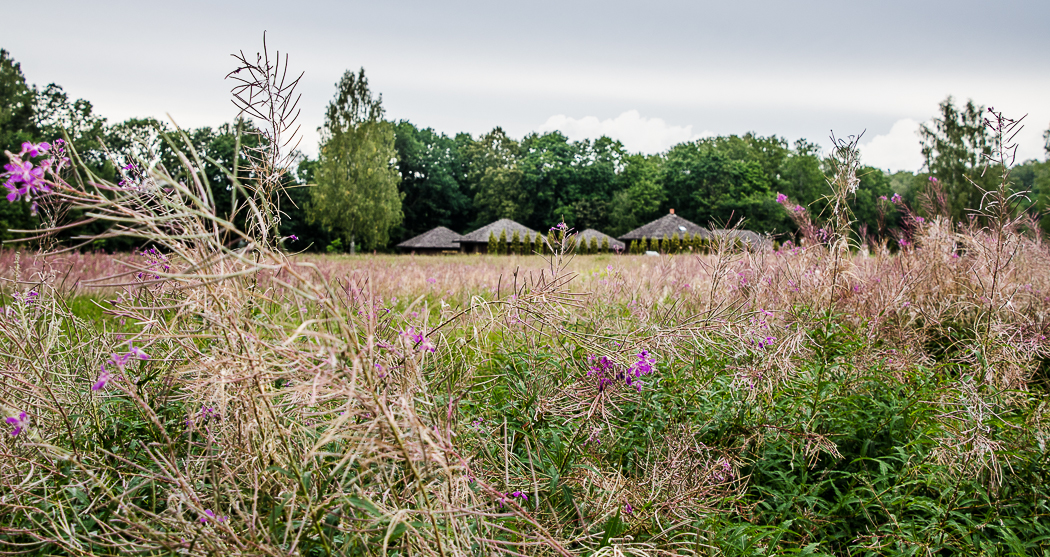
2,52,1050,557
4,220,1050,555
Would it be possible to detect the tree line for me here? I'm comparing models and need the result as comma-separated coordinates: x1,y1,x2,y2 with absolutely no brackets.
3,49,1049,252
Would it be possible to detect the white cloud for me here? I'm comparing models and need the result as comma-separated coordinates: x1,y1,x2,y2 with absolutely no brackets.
860,118,925,173
537,110,711,154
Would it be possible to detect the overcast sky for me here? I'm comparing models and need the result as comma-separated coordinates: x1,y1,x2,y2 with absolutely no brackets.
6,0,1049,172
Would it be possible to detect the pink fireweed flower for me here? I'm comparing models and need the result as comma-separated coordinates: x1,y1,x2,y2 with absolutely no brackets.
92,363,112,391
93,343,149,390
200,509,226,524
776,192,788,204
587,354,618,391
20,142,50,158
3,159,47,202
510,490,528,502
624,503,633,514
6,411,28,436
929,176,938,183
126,343,150,361
626,350,656,391
891,193,902,203
793,204,804,212
401,327,436,353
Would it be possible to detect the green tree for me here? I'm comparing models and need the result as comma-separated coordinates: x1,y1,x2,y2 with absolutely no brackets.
310,68,402,252
0,49,38,153
608,154,665,236
393,121,471,238
511,230,521,255
0,50,39,242
465,128,527,227
919,96,995,222
662,139,771,230
35,83,108,170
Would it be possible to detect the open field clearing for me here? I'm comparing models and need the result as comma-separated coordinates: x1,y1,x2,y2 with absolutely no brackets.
4,227,1050,555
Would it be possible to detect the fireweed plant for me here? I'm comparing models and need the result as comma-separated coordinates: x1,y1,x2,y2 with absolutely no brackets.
2,41,1050,556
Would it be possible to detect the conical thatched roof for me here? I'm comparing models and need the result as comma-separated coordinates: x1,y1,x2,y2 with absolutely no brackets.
709,229,771,248
576,229,626,251
459,219,538,244
619,211,710,241
397,226,463,250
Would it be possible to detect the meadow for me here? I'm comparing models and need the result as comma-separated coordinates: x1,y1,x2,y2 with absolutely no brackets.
4,217,1050,555
1,66,1049,556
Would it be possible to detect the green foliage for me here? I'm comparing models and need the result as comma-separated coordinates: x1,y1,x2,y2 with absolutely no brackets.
920,96,996,222
663,138,773,231
497,229,507,255
466,128,528,227
608,154,665,236
511,230,521,255
487,231,498,253
310,68,403,250
0,49,38,154
393,121,472,238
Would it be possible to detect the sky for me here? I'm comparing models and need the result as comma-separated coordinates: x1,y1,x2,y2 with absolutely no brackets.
5,0,1049,172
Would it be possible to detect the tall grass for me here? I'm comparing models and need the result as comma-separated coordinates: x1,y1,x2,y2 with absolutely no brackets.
2,43,1050,556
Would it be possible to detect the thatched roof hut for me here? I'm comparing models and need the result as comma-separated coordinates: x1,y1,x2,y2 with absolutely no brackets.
458,219,539,254
619,210,710,242
576,229,626,252
396,226,463,254
709,228,772,250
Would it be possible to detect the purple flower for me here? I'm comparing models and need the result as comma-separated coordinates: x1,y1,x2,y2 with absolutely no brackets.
20,142,50,158
629,350,655,379
93,343,148,390
123,162,136,171
288,235,298,241
6,411,28,436
92,363,112,391
401,327,436,353
200,509,226,524
891,193,902,204
793,205,804,212
3,158,50,202
624,503,633,514
510,490,528,502
776,192,788,204
127,343,150,361
929,176,938,183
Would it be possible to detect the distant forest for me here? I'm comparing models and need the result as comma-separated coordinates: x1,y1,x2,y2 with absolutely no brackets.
3,49,1049,252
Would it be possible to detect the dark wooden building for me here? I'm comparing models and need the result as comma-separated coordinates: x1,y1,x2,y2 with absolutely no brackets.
576,229,626,252
458,219,538,254
709,228,772,250
396,226,463,254
619,209,711,244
